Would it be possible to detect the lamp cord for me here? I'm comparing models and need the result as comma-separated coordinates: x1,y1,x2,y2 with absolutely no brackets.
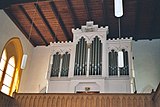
118,18,121,50
28,0,39,40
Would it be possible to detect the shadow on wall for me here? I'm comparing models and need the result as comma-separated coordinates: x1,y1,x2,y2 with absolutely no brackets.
142,84,154,93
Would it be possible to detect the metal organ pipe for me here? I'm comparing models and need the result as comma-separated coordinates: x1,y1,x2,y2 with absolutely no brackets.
84,41,87,75
100,42,102,75
80,38,83,75
92,39,95,75
94,37,97,75
89,42,93,75
67,53,70,75
77,41,81,75
82,40,86,75
97,39,100,75
74,37,87,76
74,43,78,75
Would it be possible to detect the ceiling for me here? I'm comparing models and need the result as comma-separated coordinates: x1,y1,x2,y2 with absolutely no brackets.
1,0,160,46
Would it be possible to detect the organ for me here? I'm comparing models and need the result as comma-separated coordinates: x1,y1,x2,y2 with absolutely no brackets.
46,21,134,93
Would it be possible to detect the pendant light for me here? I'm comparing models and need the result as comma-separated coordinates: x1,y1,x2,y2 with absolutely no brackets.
21,0,39,69
114,0,124,68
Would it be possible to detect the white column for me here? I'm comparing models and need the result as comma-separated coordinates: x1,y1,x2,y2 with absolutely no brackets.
102,41,107,77
68,45,75,78
58,55,63,78
86,47,90,77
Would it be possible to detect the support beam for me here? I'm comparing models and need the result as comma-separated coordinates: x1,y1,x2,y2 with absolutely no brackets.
4,8,36,47
102,0,108,26
83,0,92,21
149,0,160,39
134,0,141,40
65,0,80,28
19,5,49,46
34,3,58,42
49,1,72,41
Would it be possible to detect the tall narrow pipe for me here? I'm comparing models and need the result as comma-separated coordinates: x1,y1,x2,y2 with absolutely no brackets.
57,54,61,76
81,39,85,75
82,40,87,75
74,44,78,75
85,41,87,75
61,54,64,76
100,42,102,75
67,53,70,76
77,41,81,75
94,37,97,75
63,53,67,76
89,42,93,75
54,54,58,76
97,38,100,75
80,38,84,75
92,39,95,75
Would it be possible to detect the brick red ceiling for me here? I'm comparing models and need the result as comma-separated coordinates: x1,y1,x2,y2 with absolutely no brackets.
2,0,160,46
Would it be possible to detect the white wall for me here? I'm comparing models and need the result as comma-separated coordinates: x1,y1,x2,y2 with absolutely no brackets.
133,39,160,93
0,10,34,92
23,46,50,93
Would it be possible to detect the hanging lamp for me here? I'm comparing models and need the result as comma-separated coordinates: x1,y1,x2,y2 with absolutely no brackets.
114,0,124,68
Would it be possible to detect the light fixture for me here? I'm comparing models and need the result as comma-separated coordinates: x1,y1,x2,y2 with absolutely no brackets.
21,0,39,69
114,0,123,17
21,54,28,69
114,0,124,68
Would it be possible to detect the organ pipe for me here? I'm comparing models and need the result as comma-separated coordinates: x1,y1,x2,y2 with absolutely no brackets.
74,43,78,75
109,50,119,76
100,42,102,75
84,41,87,75
89,36,102,75
97,39,100,75
80,38,84,75
94,37,97,75
120,50,129,75
51,52,61,77
89,42,93,75
74,37,87,76
61,52,70,76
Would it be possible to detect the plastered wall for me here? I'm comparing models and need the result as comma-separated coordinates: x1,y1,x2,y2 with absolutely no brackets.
133,39,160,93
0,10,34,92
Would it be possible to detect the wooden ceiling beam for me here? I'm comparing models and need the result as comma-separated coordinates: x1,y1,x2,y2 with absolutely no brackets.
34,3,58,42
4,8,36,47
102,0,108,26
19,5,49,46
65,0,80,28
134,0,141,40
83,0,92,21
149,0,160,38
49,1,72,41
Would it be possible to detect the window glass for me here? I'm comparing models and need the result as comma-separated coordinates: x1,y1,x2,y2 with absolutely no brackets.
3,74,12,87
1,85,10,95
0,50,7,71
0,70,2,81
5,56,15,77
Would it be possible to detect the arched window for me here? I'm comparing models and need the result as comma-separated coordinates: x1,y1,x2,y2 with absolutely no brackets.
0,50,7,81
1,56,15,95
0,38,23,96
